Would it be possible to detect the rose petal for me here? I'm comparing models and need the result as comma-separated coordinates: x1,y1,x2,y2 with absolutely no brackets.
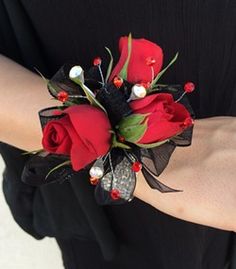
110,37,163,83
130,93,174,113
64,105,111,157
130,93,191,144
171,102,191,121
42,118,72,154
70,141,97,171
139,114,185,143
42,105,112,171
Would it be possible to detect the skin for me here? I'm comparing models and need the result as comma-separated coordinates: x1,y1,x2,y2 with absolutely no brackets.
1,54,236,232
0,55,60,150
135,117,236,231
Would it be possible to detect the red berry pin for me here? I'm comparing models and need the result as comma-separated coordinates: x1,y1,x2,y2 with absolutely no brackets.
93,57,102,66
113,76,123,88
131,161,142,172
57,91,68,102
146,56,156,66
184,82,195,93
90,177,99,185
110,189,120,200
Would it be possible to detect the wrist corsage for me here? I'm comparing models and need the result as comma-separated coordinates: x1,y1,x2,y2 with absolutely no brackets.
22,34,195,205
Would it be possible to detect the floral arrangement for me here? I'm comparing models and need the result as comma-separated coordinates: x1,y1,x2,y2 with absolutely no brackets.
22,34,195,204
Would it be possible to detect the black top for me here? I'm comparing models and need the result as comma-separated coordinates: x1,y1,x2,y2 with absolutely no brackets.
0,0,235,268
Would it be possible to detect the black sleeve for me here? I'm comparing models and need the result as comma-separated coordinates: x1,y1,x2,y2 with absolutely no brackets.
0,0,22,62
1,143,44,239
0,0,49,74
0,0,44,239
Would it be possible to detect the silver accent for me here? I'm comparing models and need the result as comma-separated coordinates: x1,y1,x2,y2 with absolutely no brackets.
89,158,104,178
127,84,147,102
100,157,136,201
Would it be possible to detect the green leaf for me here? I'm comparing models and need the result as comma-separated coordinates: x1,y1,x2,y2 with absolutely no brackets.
148,84,179,94
63,100,76,106
118,113,149,143
34,67,48,83
114,142,131,149
155,84,168,87
135,139,169,149
45,160,71,180
118,113,148,130
105,47,114,82
70,78,107,113
150,52,179,88
119,123,147,143
63,99,85,106
47,81,59,97
118,33,132,80
22,149,44,155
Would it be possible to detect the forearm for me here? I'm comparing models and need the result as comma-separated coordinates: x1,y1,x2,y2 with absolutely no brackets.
134,117,236,231
1,56,236,231
0,55,59,150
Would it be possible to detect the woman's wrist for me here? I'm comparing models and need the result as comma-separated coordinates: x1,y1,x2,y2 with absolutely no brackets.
133,117,236,231
0,55,61,150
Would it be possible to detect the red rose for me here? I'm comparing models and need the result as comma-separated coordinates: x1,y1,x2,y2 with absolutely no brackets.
130,93,192,144
110,36,163,83
42,105,111,171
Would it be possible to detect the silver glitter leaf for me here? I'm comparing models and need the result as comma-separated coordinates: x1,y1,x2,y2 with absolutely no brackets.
100,157,136,201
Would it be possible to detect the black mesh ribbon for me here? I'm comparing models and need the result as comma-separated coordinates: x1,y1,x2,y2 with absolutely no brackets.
139,85,195,193
48,64,103,99
21,153,73,186
22,65,195,205
22,160,119,261
38,106,65,129
47,64,84,98
141,140,183,193
48,64,133,127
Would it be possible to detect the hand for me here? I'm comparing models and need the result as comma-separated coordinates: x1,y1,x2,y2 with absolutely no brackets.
134,117,236,231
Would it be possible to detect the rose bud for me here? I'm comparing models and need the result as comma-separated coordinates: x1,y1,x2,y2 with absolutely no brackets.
42,105,111,171
130,93,192,144
110,36,163,83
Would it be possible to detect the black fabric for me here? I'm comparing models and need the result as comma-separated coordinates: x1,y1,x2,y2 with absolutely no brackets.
1,143,43,239
1,0,236,268
1,0,49,72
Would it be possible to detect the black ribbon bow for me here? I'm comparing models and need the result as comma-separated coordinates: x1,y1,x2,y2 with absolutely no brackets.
21,65,194,205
